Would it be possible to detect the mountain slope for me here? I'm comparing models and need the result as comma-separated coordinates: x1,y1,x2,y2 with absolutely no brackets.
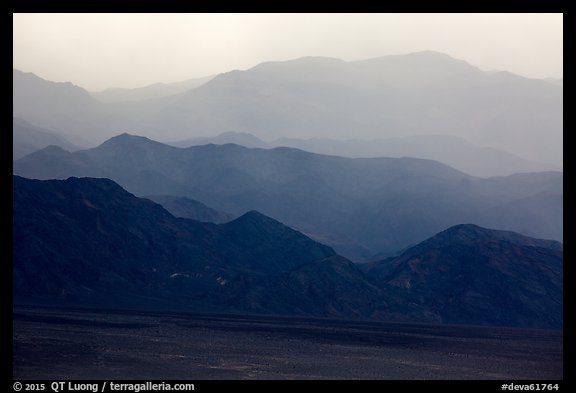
13,51,563,166
13,177,563,328
153,52,561,167
270,135,558,177
13,134,563,260
90,75,214,103
169,131,269,149
13,117,79,160
13,69,103,145
145,195,235,223
363,224,563,328
13,176,361,316
177,131,558,177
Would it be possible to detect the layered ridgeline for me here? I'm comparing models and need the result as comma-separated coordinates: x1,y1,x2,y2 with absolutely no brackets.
90,74,214,103
14,134,563,261
13,51,562,169
12,176,356,317
12,69,102,147
13,117,79,160
13,176,562,328
170,131,557,177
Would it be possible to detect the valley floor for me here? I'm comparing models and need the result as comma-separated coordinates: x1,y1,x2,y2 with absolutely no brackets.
13,305,562,380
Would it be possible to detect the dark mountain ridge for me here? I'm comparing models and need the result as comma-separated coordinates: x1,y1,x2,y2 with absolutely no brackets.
13,175,360,316
363,224,563,328
13,134,563,260
145,194,235,224
13,176,562,328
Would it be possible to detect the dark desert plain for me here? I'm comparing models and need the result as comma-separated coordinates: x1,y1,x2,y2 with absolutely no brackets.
13,305,562,380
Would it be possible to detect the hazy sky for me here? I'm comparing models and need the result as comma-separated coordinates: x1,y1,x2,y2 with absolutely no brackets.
13,13,563,91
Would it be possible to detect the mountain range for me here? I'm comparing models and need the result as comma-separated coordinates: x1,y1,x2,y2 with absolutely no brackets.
169,131,558,177
90,75,214,103
12,50,563,330
13,175,563,328
13,117,79,160
13,134,563,261
13,51,563,168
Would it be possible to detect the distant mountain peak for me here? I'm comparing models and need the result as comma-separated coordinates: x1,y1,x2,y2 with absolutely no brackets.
182,131,269,149
436,223,517,244
98,133,164,148
218,131,259,138
107,132,146,140
17,145,73,161
402,224,563,261
356,51,483,75
35,144,70,154
231,210,279,226
439,223,496,237
13,68,91,92
228,209,333,251
237,209,268,219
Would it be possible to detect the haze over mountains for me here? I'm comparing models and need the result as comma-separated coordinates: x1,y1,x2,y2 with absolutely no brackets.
171,131,557,177
13,51,563,170
12,50,563,331
13,176,562,328
90,75,214,103
13,117,79,160
13,134,563,261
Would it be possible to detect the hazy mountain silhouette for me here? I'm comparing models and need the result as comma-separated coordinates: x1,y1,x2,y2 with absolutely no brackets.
169,131,269,149
145,194,235,224
172,131,557,177
13,117,79,160
12,69,103,146
271,135,559,177
91,75,214,103
13,51,562,167
13,176,562,328
14,134,563,260
363,224,563,328
151,52,562,167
